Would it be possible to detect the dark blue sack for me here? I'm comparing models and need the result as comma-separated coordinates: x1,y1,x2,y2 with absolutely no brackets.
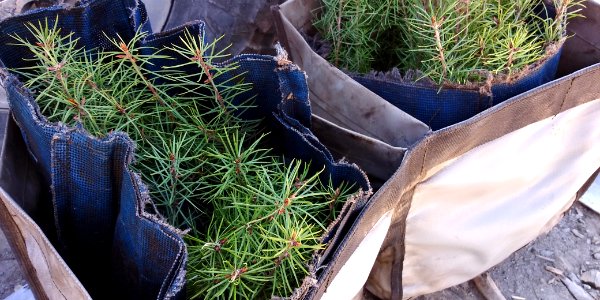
351,50,562,130
0,0,370,298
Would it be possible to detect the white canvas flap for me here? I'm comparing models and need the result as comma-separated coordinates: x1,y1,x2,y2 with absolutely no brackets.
402,98,600,298
322,211,392,300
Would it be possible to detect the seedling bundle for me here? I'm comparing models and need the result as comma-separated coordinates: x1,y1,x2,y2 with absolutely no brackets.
11,20,362,298
0,0,369,299
315,0,582,85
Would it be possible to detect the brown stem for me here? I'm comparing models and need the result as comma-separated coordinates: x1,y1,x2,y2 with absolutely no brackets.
117,42,166,106
554,0,570,36
431,16,448,79
193,49,226,111
334,0,344,67
506,42,518,79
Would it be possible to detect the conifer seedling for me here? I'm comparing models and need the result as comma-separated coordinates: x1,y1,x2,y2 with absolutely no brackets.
315,0,584,85
12,19,358,299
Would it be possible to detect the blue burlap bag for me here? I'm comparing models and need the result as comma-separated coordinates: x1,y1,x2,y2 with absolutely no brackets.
352,49,562,130
0,0,370,298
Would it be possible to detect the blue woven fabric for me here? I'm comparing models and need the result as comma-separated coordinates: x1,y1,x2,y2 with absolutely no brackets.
352,50,562,130
0,0,370,299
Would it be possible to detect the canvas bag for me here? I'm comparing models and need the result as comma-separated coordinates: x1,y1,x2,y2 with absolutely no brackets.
0,0,372,299
272,0,600,299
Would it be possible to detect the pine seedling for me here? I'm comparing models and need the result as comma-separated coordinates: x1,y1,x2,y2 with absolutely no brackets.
314,0,402,72
186,160,354,299
13,19,359,299
536,0,585,45
400,0,481,84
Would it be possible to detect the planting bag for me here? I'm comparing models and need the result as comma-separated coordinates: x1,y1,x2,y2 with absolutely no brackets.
275,0,562,173
274,0,600,299
0,0,371,299
352,50,561,131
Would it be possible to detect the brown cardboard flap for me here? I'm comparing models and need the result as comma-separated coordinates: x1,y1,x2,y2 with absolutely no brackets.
558,0,600,75
0,188,90,300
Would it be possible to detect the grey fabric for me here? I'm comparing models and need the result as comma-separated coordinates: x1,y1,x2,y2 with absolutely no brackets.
163,0,283,55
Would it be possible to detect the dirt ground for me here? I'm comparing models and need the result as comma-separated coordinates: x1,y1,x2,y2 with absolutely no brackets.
0,228,27,300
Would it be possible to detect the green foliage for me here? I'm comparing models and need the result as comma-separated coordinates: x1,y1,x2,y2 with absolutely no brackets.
13,19,357,299
315,0,584,85
314,0,402,73
187,162,355,299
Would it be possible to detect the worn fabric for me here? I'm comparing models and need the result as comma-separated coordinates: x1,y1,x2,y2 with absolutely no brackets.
0,0,369,299
160,0,281,55
353,49,562,130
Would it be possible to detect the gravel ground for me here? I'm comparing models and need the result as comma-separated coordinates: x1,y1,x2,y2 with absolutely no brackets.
0,228,27,300
415,202,600,300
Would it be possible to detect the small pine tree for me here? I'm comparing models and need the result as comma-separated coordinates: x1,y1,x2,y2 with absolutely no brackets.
12,19,358,299
315,0,584,85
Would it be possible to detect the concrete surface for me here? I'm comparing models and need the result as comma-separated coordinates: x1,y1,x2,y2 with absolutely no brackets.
0,228,28,300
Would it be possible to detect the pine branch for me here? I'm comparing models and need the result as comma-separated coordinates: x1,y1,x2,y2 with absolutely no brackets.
13,20,360,299
316,0,584,85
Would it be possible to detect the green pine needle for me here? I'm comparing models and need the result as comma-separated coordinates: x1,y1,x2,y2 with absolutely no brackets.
315,0,584,85
13,19,358,299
